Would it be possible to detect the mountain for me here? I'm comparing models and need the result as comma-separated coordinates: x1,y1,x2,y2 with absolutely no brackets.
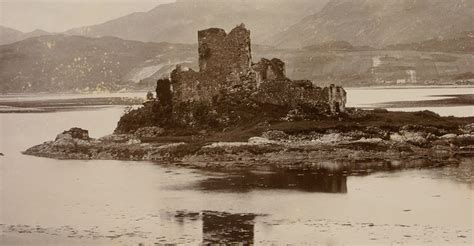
22,29,51,39
0,26,50,45
0,35,196,93
2,34,472,93
0,26,24,45
270,0,474,48
65,0,329,44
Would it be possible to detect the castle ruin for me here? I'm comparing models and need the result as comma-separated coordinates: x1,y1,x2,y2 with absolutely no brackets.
152,24,346,127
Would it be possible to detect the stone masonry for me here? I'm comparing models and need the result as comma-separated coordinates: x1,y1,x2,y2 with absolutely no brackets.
156,23,346,116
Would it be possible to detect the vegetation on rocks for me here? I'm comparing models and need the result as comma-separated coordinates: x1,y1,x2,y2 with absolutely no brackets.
24,108,474,170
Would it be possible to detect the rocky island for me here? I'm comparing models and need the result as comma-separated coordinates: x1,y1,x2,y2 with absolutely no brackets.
24,24,474,171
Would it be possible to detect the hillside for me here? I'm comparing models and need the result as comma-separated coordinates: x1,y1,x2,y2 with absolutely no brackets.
263,49,474,86
0,25,50,45
270,0,474,48
0,35,195,93
385,31,474,53
65,0,329,44
303,41,372,51
2,33,473,93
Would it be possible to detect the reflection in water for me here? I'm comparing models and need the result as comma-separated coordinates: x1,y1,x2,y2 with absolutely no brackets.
169,210,257,244
202,211,256,245
424,158,474,185
197,170,347,193
192,159,467,194
1,96,473,245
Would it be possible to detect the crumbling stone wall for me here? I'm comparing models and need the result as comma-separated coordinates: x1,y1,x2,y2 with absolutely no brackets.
327,84,347,113
252,58,287,87
169,65,207,103
255,80,324,108
155,78,173,108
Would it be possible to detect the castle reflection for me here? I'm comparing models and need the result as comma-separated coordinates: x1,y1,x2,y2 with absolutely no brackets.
167,210,257,244
193,158,456,193
197,169,348,193
202,211,256,245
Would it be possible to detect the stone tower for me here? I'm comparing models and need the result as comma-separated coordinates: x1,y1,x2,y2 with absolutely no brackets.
198,23,252,76
165,24,346,115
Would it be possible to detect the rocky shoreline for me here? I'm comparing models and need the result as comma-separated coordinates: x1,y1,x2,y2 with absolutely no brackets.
23,110,474,171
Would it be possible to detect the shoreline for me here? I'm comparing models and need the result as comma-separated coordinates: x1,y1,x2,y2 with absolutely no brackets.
23,135,473,171
0,97,143,113
23,110,474,171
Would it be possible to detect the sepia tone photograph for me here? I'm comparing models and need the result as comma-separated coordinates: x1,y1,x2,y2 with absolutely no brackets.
0,0,473,245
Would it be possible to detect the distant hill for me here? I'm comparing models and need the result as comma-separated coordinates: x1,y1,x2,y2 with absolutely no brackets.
303,41,372,51
270,0,474,48
0,35,196,93
65,0,329,44
255,49,474,87
301,32,474,53
385,31,474,53
2,33,473,93
0,26,24,45
0,25,50,45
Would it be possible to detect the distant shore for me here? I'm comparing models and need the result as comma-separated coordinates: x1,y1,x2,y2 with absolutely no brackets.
0,95,143,113
2,86,472,113
375,94,474,108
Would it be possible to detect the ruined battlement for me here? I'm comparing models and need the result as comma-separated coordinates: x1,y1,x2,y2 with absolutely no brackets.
252,58,287,86
198,24,252,75
168,24,255,105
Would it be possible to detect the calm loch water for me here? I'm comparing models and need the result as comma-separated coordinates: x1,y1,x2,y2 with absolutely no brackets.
346,86,474,117
0,87,473,245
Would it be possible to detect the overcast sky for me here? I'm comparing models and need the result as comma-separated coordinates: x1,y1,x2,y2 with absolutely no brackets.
0,0,175,33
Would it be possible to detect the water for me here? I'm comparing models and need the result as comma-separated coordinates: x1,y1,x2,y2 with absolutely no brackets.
0,87,473,245
0,92,146,102
346,86,474,117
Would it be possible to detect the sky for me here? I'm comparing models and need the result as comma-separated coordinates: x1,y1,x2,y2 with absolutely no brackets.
0,0,175,33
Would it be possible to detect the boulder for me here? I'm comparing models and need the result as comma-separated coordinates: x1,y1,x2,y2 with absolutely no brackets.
248,137,275,145
98,134,132,143
431,145,452,155
390,131,427,146
127,138,142,145
317,133,351,143
355,137,384,143
460,123,474,134
262,130,288,141
55,127,90,141
134,127,166,139
440,134,457,139
53,132,76,148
